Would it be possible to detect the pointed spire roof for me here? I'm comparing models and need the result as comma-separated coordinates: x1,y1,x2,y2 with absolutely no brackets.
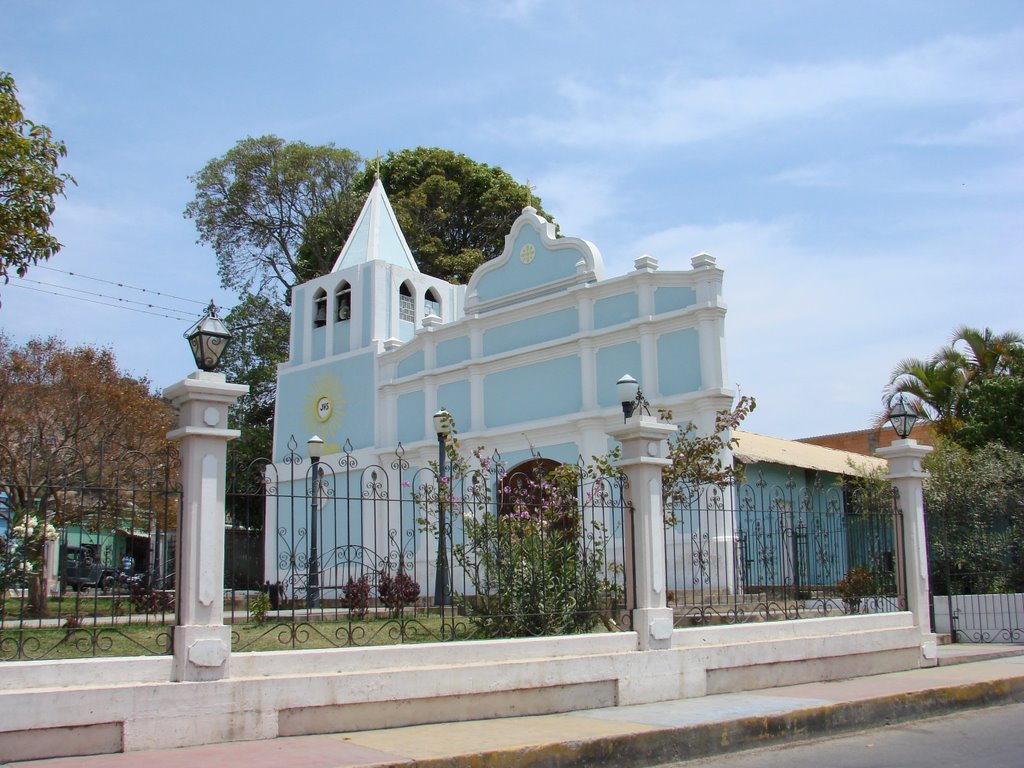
331,177,419,273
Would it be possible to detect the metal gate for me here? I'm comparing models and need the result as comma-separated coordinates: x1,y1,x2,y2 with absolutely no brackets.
224,438,630,650
928,507,1024,643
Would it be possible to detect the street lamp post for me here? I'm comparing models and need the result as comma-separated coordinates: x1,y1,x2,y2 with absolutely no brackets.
168,304,248,681
433,409,452,607
307,435,324,609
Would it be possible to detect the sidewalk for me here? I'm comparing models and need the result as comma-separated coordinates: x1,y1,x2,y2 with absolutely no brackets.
9,645,1024,768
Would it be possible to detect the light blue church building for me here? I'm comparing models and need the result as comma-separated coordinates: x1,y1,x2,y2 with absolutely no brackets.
272,177,734,470
264,178,885,601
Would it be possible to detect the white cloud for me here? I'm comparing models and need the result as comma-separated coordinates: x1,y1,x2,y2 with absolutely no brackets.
768,164,846,189
447,0,545,23
498,28,1024,149
533,164,620,237
908,106,1024,146
617,213,1024,438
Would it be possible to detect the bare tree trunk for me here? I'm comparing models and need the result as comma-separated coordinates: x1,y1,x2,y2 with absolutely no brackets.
27,572,48,617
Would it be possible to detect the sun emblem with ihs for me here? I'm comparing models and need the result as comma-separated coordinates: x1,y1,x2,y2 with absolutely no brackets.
304,373,346,454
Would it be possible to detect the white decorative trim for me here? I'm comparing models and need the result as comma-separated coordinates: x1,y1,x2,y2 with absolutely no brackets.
464,208,605,313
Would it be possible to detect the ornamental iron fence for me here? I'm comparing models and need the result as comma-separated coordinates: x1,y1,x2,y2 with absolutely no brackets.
928,505,1024,644
664,471,906,625
225,438,630,651
0,441,179,661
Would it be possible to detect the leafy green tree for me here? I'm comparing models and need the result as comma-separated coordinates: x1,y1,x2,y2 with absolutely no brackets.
924,439,1024,593
952,346,1024,452
887,355,966,436
886,325,1024,439
298,147,555,284
293,191,364,284
947,325,1023,381
219,294,290,528
0,71,74,289
662,395,756,491
184,136,362,298
0,334,175,613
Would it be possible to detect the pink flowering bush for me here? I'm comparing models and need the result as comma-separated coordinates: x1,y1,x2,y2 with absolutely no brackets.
419,421,624,638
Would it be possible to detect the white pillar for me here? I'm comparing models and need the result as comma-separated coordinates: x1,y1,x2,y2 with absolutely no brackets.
876,437,937,666
608,414,677,650
165,371,249,682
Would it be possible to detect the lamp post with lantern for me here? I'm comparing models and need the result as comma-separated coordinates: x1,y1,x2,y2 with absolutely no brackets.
877,391,936,661
306,435,324,609
165,301,248,681
433,409,452,607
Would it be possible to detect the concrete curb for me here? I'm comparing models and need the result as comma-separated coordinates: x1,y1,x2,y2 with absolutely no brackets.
368,677,1024,768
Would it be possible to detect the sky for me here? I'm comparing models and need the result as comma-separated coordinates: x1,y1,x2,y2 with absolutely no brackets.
4,1,1022,440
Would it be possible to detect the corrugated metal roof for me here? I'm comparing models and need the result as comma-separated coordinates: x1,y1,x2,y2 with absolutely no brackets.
733,430,886,476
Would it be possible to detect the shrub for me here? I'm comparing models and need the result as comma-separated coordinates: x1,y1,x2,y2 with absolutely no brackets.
341,574,371,618
457,511,607,637
249,590,271,624
837,566,876,613
377,569,420,616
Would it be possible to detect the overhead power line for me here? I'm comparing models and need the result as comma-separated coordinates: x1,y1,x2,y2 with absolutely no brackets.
35,265,209,308
17,277,198,318
8,282,197,322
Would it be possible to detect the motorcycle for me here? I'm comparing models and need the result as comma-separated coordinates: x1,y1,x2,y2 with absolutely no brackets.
102,569,146,592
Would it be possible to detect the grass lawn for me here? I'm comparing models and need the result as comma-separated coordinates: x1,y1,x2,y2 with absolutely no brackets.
0,614,456,660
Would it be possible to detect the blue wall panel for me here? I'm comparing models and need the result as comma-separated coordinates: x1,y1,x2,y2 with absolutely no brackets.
484,356,582,427
654,286,696,315
436,336,470,368
333,322,351,355
397,349,425,378
312,326,326,360
273,351,377,459
483,308,579,356
594,293,639,329
596,341,643,406
291,288,306,362
437,379,471,434
397,390,425,444
657,329,701,395
474,229,579,304
361,275,373,347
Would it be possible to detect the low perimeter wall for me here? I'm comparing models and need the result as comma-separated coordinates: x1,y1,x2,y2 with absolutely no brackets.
0,613,931,762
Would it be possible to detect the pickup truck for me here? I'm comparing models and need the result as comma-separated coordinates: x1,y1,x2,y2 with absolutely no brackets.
60,544,113,592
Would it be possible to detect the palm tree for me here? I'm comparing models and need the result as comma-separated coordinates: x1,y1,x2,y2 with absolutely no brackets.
886,355,967,437
885,326,1024,438
948,325,1023,381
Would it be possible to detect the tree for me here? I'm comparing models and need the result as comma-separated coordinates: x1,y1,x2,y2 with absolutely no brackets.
947,325,1023,381
0,71,74,289
952,346,1024,453
298,147,555,284
887,355,966,436
662,395,757,491
219,294,290,527
924,439,1024,594
184,136,362,298
886,326,1024,440
0,335,176,613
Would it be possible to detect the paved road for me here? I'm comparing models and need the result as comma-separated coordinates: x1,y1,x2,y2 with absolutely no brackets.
674,702,1024,768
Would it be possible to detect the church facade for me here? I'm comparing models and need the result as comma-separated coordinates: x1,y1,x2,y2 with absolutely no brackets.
263,179,894,604
271,177,734,473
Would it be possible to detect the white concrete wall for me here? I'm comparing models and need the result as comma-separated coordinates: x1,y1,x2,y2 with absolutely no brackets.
0,613,926,760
